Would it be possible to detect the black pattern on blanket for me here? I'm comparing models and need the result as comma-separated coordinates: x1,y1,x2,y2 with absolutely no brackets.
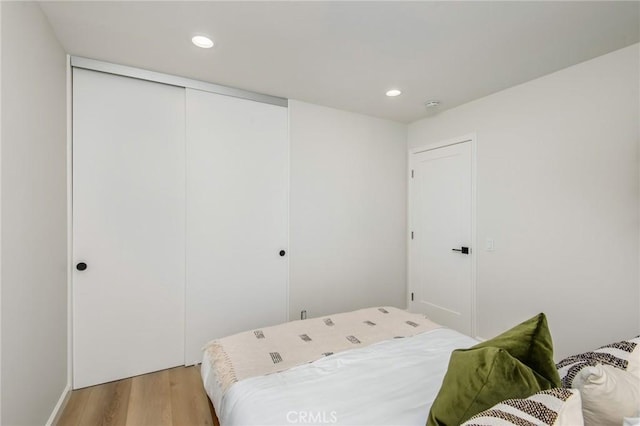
203,306,441,394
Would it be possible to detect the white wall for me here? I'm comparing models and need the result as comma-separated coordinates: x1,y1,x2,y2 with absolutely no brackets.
0,3,3,422
289,100,407,319
1,2,68,425
408,44,640,359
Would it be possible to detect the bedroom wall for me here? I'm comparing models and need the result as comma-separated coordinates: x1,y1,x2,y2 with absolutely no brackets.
289,100,407,319
1,2,68,425
0,4,3,422
408,44,640,359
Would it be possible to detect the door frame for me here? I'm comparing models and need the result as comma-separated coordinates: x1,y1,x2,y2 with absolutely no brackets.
407,133,478,338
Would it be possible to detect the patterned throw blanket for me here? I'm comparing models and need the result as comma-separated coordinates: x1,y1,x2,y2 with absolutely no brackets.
203,306,441,394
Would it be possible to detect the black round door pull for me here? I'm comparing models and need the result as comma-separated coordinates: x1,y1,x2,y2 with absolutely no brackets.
279,250,286,257
76,262,87,271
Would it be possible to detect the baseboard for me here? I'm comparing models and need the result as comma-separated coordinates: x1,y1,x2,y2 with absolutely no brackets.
45,383,71,426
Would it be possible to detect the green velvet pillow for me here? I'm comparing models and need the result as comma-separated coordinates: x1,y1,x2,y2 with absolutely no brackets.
426,313,561,426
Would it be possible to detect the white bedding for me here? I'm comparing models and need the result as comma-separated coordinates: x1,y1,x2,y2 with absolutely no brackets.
202,327,478,425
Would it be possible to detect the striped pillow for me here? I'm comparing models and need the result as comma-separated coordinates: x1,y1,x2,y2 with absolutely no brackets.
556,336,640,426
557,336,640,387
461,388,583,426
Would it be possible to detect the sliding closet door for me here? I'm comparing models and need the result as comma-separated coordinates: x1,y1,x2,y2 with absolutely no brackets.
185,89,288,364
73,69,185,388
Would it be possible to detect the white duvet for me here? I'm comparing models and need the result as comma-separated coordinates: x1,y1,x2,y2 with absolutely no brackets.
202,327,477,425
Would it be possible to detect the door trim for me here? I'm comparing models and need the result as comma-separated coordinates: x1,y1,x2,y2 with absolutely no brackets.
66,54,74,390
407,133,478,338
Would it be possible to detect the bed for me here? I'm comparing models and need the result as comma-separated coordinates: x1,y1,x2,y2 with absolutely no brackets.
201,306,639,426
200,306,478,425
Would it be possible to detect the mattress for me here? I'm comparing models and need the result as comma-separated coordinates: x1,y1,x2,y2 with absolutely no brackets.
201,326,478,425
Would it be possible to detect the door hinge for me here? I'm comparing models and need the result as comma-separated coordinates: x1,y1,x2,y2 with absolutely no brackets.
411,170,414,178
411,231,414,240
411,292,414,301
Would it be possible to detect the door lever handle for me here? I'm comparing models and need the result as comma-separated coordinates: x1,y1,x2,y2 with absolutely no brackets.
452,247,470,254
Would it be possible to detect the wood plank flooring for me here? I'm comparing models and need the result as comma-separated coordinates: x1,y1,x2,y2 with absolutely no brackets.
56,366,219,426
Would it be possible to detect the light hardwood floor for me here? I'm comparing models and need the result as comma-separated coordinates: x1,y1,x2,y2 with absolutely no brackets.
56,366,220,426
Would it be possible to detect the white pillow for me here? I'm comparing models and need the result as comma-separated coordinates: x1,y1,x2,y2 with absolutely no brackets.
623,416,640,426
629,337,640,379
557,336,640,426
572,364,640,426
460,388,583,426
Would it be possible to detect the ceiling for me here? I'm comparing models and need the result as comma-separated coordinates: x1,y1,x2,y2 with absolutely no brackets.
40,1,639,123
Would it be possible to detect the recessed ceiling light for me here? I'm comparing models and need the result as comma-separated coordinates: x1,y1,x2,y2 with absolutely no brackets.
192,35,214,49
386,89,402,97
424,100,441,108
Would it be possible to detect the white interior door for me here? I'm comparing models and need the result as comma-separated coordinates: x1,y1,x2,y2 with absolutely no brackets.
73,69,185,388
185,89,288,364
410,141,473,335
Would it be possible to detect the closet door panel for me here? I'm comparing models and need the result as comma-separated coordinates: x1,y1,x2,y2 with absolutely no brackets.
73,69,185,388
185,89,288,364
